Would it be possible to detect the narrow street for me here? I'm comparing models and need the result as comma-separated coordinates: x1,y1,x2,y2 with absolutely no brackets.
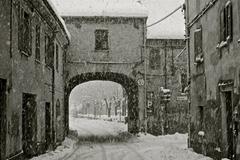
31,117,211,160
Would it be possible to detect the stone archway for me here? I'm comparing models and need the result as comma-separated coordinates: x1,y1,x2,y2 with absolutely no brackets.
64,72,139,134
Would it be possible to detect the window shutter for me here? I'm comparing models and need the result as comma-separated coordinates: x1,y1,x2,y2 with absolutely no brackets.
18,6,24,51
220,9,225,42
35,24,41,61
227,2,233,41
156,49,161,69
194,27,202,61
28,15,32,56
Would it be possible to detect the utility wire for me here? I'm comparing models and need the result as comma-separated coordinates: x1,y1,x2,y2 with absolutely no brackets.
147,5,182,28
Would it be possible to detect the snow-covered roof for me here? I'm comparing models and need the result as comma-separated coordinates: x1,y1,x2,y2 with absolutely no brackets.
143,0,185,39
45,0,71,41
50,0,148,18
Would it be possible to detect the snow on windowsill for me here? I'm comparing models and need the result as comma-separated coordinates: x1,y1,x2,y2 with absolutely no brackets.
20,51,30,57
216,41,228,49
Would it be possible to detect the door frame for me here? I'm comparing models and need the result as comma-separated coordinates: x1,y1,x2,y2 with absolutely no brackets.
220,81,235,159
22,93,37,157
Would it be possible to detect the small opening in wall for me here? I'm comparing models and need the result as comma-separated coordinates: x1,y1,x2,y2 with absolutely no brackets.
199,106,204,130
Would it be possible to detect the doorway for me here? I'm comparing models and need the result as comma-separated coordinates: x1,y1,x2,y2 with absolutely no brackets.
222,91,235,160
45,102,51,150
0,78,7,160
22,93,37,157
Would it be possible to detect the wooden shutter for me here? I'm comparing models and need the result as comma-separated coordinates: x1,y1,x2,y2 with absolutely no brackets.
18,6,24,51
35,24,40,60
156,49,161,69
149,49,155,69
28,13,32,56
227,1,233,41
194,27,202,61
220,9,225,42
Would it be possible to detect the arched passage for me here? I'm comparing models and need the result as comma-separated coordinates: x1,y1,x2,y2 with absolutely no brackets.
64,72,139,134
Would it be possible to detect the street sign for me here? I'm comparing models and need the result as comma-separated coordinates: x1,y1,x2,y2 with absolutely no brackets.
177,96,188,101
160,87,171,103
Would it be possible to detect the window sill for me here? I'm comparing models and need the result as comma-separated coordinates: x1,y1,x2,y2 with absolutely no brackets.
20,50,30,57
45,65,52,70
216,41,228,49
35,59,41,64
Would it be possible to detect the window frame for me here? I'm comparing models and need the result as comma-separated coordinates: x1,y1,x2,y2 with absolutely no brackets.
55,43,59,72
45,34,50,65
18,6,32,56
180,72,187,93
194,26,203,64
35,24,41,62
44,34,54,68
95,29,109,51
220,1,233,44
149,48,161,70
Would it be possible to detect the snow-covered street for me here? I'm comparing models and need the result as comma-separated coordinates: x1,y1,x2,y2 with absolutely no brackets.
30,117,212,160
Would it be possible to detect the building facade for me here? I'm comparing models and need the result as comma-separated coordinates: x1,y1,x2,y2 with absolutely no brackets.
185,0,240,159
0,0,70,159
63,14,147,134
145,39,188,135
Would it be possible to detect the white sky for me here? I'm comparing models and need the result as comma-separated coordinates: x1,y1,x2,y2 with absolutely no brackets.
50,0,185,39
143,0,185,39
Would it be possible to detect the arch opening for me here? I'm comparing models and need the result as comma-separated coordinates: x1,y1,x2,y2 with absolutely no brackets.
65,72,139,134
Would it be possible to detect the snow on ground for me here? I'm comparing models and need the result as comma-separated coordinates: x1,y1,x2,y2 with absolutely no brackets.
31,118,212,160
77,113,127,123
69,116,127,137
31,137,76,160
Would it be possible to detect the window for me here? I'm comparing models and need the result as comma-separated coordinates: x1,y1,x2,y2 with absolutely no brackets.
18,8,32,55
35,24,41,61
56,44,59,72
45,35,49,64
220,1,233,42
45,34,54,67
95,30,109,51
149,48,161,70
194,27,203,63
180,73,187,93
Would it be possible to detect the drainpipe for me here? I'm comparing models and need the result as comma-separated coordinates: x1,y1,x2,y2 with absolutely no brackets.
185,0,191,148
143,18,148,134
52,60,55,148
51,31,57,149
63,43,69,136
10,0,13,58
163,41,167,135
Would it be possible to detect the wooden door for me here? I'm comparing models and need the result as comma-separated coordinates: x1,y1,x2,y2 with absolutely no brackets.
0,78,7,159
22,93,37,157
45,102,51,150
225,91,235,159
